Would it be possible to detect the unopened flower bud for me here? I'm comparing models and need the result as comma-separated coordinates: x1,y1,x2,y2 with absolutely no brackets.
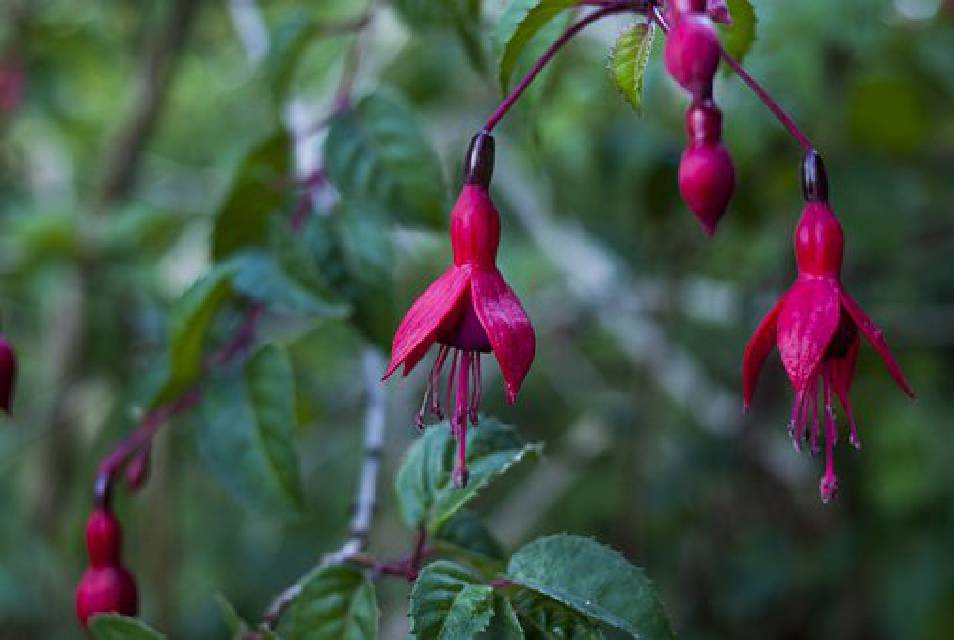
125,447,151,492
86,508,122,568
685,99,723,145
0,335,16,414
678,142,735,235
664,15,722,95
75,565,138,628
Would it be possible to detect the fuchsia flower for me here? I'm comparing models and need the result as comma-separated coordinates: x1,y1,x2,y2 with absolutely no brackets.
384,132,535,487
743,152,914,502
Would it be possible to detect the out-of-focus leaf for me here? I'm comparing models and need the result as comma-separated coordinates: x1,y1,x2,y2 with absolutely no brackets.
102,206,187,257
284,564,378,640
409,561,494,639
609,22,655,114
324,91,445,227
848,76,927,155
89,615,166,640
511,589,602,640
229,251,348,318
395,418,542,532
507,535,673,639
199,344,304,515
435,510,506,572
212,130,292,260
717,0,756,63
265,11,322,105
393,0,487,73
216,594,250,639
153,265,235,405
494,0,576,91
334,199,395,347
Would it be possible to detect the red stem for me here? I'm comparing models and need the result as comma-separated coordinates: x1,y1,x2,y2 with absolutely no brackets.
94,303,265,506
484,2,638,132
650,5,814,152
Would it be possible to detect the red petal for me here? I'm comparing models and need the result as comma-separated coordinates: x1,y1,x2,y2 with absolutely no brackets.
470,269,535,404
831,333,860,399
777,278,841,392
384,266,471,380
742,295,784,410
839,291,915,398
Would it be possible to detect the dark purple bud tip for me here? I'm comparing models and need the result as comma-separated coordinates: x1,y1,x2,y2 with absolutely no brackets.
0,335,17,415
452,465,470,489
464,130,495,188
801,150,829,203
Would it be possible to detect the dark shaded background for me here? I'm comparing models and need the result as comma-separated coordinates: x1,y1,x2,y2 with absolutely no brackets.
1,0,952,638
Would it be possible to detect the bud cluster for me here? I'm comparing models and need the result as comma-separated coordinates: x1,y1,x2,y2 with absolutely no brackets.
664,0,736,234
75,507,138,628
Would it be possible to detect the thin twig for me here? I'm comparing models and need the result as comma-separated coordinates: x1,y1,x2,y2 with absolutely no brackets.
484,2,644,132
258,347,387,631
96,0,202,207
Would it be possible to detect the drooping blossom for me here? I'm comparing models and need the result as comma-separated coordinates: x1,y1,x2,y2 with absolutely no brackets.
0,335,16,414
75,508,138,627
678,98,735,235
384,131,535,488
743,152,914,502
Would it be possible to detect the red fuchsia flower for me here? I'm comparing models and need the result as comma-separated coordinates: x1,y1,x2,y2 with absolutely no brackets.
743,152,915,503
384,132,535,488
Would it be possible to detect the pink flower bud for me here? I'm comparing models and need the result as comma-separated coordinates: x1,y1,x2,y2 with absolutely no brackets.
794,202,844,278
685,99,722,146
678,142,735,235
75,565,138,628
664,16,722,95
0,336,17,414
85,508,122,568
125,447,151,492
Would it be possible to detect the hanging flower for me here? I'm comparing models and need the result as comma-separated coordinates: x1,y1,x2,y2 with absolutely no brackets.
384,131,535,488
743,152,914,502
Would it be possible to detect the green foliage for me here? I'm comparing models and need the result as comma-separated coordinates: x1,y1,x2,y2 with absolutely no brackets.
229,251,349,318
153,265,235,405
212,130,293,261
435,510,507,571
324,90,446,228
395,418,542,532
511,589,604,639
609,22,655,114
478,594,525,640
88,615,166,640
198,344,304,515
717,0,757,62
393,0,487,73
494,0,577,91
507,536,673,639
409,561,495,639
283,565,378,640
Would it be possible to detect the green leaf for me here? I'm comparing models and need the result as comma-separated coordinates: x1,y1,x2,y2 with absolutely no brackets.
393,0,487,74
494,0,576,91
395,417,542,532
89,615,166,640
199,344,304,515
324,90,445,227
477,594,525,640
609,22,655,113
212,130,292,260
229,251,349,318
717,0,756,63
511,590,603,640
215,594,250,639
437,510,506,560
285,564,378,640
153,265,235,405
265,11,321,104
334,200,396,347
409,561,495,639
507,536,673,639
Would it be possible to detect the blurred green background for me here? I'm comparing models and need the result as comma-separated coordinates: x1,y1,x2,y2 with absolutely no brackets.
1,0,952,638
